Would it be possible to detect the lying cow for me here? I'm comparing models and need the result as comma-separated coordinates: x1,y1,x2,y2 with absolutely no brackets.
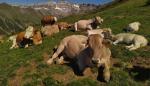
57,22,72,30
124,22,141,32
87,28,112,39
74,16,103,31
47,34,111,82
41,15,57,26
112,33,148,51
41,24,60,37
9,26,42,49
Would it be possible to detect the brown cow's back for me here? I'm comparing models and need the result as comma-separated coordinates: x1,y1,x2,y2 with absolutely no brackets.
41,15,57,26
16,32,25,43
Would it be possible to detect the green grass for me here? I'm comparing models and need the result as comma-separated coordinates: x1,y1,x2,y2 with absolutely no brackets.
0,0,150,85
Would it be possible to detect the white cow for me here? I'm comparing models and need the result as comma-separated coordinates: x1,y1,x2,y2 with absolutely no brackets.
113,33,148,51
125,22,141,32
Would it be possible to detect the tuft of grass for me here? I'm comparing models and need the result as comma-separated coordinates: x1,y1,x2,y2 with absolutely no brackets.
42,77,60,86
107,68,142,86
67,78,99,86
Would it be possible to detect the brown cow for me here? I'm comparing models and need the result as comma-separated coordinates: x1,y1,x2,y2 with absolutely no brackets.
41,15,57,26
9,26,42,49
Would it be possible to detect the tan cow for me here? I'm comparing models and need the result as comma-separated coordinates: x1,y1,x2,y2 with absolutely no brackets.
41,24,60,37
47,34,111,82
57,22,72,30
87,28,112,39
74,16,103,31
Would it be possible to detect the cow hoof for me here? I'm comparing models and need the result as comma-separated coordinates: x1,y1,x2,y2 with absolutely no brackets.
47,59,53,65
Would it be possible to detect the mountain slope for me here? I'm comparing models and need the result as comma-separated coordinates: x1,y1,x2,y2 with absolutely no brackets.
0,3,51,35
0,0,150,85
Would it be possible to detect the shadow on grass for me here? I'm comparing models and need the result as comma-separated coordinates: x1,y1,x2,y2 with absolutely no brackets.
65,61,109,82
128,66,150,81
64,60,84,76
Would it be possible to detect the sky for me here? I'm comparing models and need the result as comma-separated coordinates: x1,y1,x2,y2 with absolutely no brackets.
0,0,113,5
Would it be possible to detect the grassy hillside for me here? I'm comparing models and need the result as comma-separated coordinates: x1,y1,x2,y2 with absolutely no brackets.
0,0,150,86
0,3,51,35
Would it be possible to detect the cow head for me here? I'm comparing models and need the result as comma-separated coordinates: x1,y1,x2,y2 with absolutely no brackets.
94,16,104,24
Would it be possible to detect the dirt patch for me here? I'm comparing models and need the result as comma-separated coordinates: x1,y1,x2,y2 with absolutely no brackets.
8,60,37,86
43,52,50,62
130,57,150,68
127,57,150,81
8,66,25,86
52,68,97,85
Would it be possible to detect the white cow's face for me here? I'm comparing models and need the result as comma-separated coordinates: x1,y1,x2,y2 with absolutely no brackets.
24,26,34,39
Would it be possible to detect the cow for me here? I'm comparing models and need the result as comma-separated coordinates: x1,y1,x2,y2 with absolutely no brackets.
9,26,42,49
57,22,72,30
112,33,148,51
74,16,103,31
41,24,60,37
124,22,141,32
41,15,57,26
47,34,111,82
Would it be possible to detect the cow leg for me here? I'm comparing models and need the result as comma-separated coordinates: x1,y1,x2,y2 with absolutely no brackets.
56,56,65,64
10,39,17,49
128,42,140,51
113,40,120,45
125,44,134,49
47,43,65,65
74,22,78,31
103,60,110,82
87,25,93,30
25,44,29,48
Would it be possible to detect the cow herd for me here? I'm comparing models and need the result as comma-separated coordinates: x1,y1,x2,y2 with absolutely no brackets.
5,15,149,82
